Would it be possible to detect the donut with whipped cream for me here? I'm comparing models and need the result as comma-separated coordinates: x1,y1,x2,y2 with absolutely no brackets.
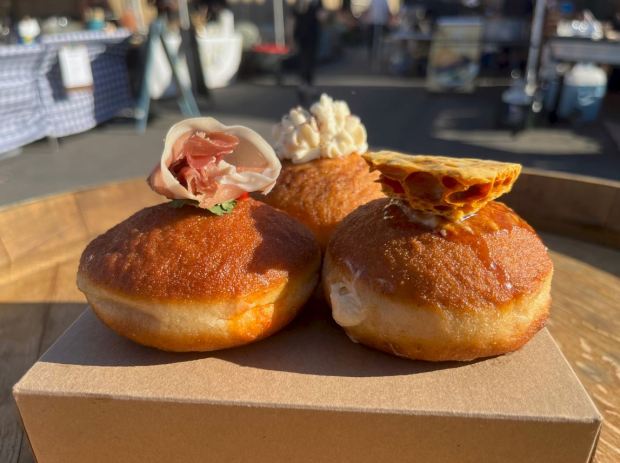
264,94,383,249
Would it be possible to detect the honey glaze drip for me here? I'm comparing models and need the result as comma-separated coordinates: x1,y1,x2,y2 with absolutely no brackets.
442,225,514,292
382,199,516,293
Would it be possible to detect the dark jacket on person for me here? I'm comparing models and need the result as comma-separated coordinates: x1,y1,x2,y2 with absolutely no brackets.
293,0,321,48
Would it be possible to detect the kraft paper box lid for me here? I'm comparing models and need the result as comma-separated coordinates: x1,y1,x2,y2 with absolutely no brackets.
14,306,601,463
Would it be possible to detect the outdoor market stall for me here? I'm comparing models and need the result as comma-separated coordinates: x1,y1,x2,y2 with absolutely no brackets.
0,29,133,157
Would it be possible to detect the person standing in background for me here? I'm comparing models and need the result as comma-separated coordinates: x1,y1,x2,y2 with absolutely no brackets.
364,0,391,68
293,0,323,93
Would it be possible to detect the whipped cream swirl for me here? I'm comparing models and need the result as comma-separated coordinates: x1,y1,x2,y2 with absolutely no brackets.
272,94,368,164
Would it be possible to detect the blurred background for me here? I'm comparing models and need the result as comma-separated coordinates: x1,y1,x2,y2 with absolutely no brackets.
0,0,619,206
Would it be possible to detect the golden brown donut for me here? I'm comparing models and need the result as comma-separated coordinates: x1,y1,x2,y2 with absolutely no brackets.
77,198,321,352
323,199,553,361
261,154,384,249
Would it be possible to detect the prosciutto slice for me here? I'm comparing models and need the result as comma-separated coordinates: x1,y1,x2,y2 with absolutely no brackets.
148,118,281,208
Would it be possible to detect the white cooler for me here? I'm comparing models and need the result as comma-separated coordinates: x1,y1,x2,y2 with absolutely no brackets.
557,63,607,123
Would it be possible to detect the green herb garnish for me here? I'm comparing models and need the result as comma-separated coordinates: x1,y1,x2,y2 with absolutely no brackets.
168,198,237,216
206,199,237,216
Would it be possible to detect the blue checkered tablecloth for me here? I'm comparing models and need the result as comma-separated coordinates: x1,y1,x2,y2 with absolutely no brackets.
0,29,133,154
40,30,133,138
0,44,48,155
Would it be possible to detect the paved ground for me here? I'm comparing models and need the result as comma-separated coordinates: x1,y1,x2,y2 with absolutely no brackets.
1,48,619,207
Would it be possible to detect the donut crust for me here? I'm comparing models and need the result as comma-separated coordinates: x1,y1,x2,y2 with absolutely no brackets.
261,154,384,249
78,198,321,351
323,199,553,361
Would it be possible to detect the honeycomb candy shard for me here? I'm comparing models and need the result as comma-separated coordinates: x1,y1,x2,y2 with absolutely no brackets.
363,151,521,221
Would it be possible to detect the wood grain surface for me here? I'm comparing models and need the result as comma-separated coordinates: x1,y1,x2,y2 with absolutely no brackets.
542,234,620,463
0,175,618,462
0,235,617,463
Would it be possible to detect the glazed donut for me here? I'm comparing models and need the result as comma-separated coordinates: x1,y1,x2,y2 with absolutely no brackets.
77,198,321,352
262,154,383,249
323,199,553,361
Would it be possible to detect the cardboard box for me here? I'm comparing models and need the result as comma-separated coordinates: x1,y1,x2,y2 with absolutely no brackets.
14,306,601,463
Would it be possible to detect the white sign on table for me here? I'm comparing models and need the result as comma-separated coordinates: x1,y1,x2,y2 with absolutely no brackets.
58,45,93,90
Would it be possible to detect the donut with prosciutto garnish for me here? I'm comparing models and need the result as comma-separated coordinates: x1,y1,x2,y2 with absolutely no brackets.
78,118,321,352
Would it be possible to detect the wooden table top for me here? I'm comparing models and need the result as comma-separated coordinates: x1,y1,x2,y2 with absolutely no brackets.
1,232,617,463
0,173,618,463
